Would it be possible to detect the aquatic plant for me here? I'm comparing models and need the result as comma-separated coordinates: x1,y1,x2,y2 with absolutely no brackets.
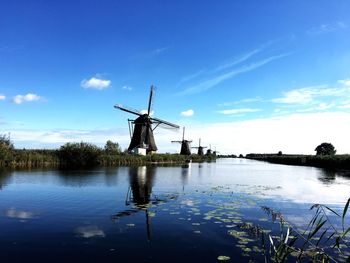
260,199,350,262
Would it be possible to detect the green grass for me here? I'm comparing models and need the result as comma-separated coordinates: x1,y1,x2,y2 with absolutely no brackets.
0,148,215,169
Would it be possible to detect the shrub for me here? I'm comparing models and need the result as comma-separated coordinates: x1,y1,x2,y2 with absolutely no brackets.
104,140,121,154
58,142,102,168
0,134,14,163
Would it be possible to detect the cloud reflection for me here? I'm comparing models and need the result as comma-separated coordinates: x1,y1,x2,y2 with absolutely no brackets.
5,208,34,219
75,225,105,238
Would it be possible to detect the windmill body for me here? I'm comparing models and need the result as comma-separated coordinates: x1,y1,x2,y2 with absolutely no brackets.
128,114,157,152
171,127,192,155
180,140,192,155
115,86,179,154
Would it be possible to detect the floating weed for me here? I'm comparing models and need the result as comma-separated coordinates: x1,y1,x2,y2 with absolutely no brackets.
169,211,180,215
217,255,230,261
148,212,156,217
192,222,201,226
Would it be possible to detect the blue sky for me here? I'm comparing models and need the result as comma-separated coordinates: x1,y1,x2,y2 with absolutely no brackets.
1,1,350,154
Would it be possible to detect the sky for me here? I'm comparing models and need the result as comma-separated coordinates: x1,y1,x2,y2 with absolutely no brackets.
1,0,350,154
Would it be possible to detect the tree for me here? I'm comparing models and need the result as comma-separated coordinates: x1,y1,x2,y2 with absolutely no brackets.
0,134,14,161
104,140,121,154
315,142,336,156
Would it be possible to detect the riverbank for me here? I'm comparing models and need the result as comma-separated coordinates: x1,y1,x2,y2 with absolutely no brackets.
246,153,350,171
0,149,215,169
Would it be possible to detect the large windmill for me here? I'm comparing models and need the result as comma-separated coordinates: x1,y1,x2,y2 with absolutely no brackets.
114,86,179,154
192,138,207,156
171,127,192,155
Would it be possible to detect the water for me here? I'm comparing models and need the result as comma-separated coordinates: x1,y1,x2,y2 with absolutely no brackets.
0,158,349,262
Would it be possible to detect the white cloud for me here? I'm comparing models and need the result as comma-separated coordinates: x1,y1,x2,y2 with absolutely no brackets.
12,93,41,104
338,79,350,86
338,100,350,109
81,77,111,90
151,46,171,55
218,108,261,115
181,109,194,117
179,53,289,95
0,94,5,100
307,21,347,35
297,103,335,112
218,97,263,107
272,86,348,104
140,109,154,116
122,85,132,91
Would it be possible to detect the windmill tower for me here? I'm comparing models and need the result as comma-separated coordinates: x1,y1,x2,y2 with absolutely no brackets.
114,86,179,154
192,138,207,156
171,127,192,155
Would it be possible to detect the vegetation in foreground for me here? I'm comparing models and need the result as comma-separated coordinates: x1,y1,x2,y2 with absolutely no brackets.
261,198,350,262
0,135,215,169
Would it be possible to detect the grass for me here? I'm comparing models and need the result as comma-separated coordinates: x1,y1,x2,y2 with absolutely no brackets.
0,144,216,169
246,154,350,170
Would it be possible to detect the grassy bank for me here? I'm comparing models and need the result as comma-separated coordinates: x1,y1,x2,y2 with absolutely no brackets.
0,140,215,169
246,153,350,170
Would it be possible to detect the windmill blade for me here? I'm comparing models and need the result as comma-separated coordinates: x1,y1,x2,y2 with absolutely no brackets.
114,104,142,117
171,140,182,143
147,86,155,116
150,117,179,129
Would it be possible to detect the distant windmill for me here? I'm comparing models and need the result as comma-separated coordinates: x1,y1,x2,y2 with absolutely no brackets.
114,86,179,154
213,146,219,157
206,144,212,156
171,127,192,155
192,138,207,156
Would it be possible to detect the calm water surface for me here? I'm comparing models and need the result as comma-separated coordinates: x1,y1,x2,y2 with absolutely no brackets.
0,158,349,262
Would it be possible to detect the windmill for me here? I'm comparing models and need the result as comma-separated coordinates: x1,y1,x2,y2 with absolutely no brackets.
212,146,219,157
206,144,212,156
191,138,207,156
114,86,179,154
171,127,192,155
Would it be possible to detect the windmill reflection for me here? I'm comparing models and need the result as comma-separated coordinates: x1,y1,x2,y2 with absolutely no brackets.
181,163,192,192
111,166,178,241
